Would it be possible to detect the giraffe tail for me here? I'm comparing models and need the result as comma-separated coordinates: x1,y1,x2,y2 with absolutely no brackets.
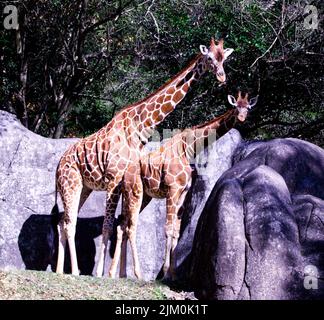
50,174,61,226
51,203,61,226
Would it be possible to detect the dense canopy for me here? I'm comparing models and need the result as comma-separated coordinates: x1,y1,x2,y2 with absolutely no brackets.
0,0,323,145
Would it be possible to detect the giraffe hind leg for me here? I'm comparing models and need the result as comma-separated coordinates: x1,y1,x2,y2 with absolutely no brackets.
56,180,83,276
119,234,128,278
56,222,66,274
119,195,128,278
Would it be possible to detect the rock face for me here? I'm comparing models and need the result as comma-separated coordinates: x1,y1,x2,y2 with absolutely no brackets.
190,139,324,299
0,111,240,280
3,110,323,299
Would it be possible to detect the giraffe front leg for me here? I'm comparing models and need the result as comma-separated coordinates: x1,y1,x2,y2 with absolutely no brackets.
169,215,182,281
163,187,189,280
96,223,110,278
123,170,143,280
163,221,173,279
108,224,125,278
127,212,142,280
96,183,121,277
169,187,189,280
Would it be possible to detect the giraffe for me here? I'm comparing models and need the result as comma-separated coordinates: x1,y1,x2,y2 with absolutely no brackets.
53,38,234,277
109,91,258,280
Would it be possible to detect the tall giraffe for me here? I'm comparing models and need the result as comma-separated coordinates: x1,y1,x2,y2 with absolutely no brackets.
109,92,258,279
53,38,234,276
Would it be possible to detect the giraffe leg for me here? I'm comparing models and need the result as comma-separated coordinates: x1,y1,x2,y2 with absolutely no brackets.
169,186,190,280
108,223,125,278
118,192,151,278
163,187,188,280
119,196,128,278
119,234,128,278
169,216,182,280
124,172,143,280
56,180,83,276
56,222,66,274
96,182,121,277
126,209,142,280
163,208,173,278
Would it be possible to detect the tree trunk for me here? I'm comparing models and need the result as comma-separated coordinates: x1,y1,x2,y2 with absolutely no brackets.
53,120,65,139
52,99,72,139
16,10,28,128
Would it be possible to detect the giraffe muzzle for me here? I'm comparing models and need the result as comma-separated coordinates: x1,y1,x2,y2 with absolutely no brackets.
216,72,226,84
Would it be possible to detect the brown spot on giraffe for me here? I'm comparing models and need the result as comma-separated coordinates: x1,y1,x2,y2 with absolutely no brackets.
164,95,172,102
173,91,184,104
162,102,174,114
166,87,175,95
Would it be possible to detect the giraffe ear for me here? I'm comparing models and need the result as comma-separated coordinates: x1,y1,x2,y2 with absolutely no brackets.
224,48,234,60
248,95,259,109
228,95,237,106
200,45,209,55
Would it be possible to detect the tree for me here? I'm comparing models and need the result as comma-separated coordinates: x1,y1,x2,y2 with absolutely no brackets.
1,0,135,138
1,0,323,145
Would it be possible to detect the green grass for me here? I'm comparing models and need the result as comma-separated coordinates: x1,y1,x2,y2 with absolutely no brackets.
0,270,170,300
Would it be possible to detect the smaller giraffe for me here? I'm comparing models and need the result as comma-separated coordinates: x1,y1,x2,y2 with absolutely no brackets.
109,91,258,279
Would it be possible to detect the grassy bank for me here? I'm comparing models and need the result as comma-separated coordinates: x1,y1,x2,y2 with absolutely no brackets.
0,270,170,300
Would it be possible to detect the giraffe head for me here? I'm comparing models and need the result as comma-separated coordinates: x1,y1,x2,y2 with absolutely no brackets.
227,91,258,122
199,38,234,83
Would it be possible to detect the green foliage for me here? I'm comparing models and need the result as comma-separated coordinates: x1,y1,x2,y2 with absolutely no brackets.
0,0,323,145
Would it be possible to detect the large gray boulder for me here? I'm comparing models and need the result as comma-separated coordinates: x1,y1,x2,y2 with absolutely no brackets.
190,138,324,299
0,111,240,280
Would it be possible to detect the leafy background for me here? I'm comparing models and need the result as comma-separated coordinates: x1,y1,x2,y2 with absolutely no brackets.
0,0,323,145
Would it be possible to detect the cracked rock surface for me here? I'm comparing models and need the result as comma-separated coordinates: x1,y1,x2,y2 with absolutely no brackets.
190,138,324,299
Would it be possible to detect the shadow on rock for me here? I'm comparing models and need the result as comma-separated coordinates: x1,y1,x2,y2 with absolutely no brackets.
18,213,118,275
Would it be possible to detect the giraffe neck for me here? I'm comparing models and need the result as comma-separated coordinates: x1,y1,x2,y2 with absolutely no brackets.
129,54,208,143
184,109,238,159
